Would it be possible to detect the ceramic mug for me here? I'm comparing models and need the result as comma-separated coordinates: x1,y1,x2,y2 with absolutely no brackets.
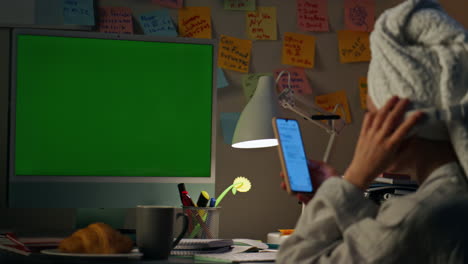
136,206,188,259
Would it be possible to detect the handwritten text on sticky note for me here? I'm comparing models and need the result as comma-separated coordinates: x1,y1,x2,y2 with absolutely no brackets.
274,68,312,95
63,0,94,26
338,30,370,63
178,7,211,39
246,7,277,40
315,90,352,124
153,0,183,9
297,0,329,32
359,77,368,109
218,35,252,73
282,32,315,68
344,0,375,32
98,7,133,34
224,0,256,11
139,9,177,36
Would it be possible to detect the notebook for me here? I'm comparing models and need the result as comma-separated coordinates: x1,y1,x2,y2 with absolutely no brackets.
174,238,233,250
194,251,277,263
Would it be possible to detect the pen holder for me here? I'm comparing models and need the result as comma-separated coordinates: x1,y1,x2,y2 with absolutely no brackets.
182,206,220,239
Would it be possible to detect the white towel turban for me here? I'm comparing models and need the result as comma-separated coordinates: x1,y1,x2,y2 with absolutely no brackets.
368,0,468,176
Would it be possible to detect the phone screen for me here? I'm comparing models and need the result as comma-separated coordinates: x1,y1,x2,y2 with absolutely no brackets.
275,118,313,193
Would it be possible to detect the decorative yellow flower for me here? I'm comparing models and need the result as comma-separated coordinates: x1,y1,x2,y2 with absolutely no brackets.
233,176,251,192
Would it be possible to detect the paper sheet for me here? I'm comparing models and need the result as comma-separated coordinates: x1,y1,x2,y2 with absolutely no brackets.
337,30,371,63
224,0,256,11
217,68,229,89
98,7,133,34
218,35,252,73
178,7,212,38
344,0,375,32
220,112,241,145
315,90,352,123
274,67,312,95
139,9,177,36
282,32,315,68
63,0,94,26
297,0,329,32
359,77,368,109
246,7,277,40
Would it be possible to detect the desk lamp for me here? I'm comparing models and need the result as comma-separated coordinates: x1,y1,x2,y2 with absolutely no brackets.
231,71,346,163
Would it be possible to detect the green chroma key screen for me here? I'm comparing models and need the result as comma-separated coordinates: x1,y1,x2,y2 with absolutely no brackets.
14,35,213,177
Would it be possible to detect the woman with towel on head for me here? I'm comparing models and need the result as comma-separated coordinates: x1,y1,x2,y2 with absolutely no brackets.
276,0,468,263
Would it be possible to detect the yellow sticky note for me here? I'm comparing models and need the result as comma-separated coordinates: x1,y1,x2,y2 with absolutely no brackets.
246,7,277,40
282,32,315,68
178,7,212,39
359,77,368,110
337,30,370,63
315,90,352,124
218,35,252,73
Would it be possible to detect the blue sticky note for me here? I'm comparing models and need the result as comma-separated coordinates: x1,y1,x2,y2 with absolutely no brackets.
139,9,178,37
217,68,229,89
220,112,241,145
63,0,95,26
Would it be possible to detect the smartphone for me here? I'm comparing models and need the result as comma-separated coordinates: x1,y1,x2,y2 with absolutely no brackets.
272,117,313,194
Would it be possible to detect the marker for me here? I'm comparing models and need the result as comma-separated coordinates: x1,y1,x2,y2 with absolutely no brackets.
177,183,196,207
209,197,216,207
196,191,210,208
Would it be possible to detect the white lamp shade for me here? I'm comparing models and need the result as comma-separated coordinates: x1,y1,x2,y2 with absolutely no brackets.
232,76,279,149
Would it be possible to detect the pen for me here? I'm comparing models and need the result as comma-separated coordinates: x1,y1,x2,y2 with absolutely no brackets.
209,197,216,207
178,183,196,207
196,191,210,208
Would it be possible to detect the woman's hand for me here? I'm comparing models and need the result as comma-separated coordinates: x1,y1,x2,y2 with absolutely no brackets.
343,96,424,190
280,160,339,204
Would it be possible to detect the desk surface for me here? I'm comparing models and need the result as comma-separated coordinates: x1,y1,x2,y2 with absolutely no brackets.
0,251,275,264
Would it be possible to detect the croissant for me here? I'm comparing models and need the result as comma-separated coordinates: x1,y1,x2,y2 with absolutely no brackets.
59,222,133,254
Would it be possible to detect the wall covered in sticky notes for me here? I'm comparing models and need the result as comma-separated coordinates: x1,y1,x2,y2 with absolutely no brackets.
1,0,467,242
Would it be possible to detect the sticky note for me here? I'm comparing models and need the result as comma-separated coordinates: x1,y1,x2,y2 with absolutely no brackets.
178,7,212,39
315,90,352,124
139,9,177,37
153,0,183,9
217,68,229,88
220,112,241,145
274,67,312,95
297,0,329,32
344,0,375,32
224,0,256,11
246,7,277,40
337,30,371,63
282,32,315,68
63,0,95,26
98,7,133,34
359,77,368,109
242,73,273,100
218,35,252,73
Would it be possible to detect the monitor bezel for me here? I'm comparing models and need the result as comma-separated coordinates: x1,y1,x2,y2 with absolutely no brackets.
9,28,217,184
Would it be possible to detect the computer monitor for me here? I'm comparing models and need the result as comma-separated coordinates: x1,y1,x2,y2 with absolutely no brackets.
8,29,217,208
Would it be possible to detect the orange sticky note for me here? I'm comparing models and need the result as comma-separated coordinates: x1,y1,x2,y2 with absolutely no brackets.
297,0,329,32
218,35,252,73
274,67,312,95
315,90,352,124
98,7,133,34
344,0,375,32
282,32,315,68
178,7,212,39
246,7,277,40
337,30,370,63
153,0,183,9
359,77,368,110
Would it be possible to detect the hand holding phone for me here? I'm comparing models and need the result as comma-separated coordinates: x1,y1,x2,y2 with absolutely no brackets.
272,117,313,194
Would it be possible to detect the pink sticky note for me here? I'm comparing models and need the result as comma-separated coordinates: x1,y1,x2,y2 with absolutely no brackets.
153,0,183,9
98,7,133,34
274,67,312,95
344,0,375,32
297,0,329,32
